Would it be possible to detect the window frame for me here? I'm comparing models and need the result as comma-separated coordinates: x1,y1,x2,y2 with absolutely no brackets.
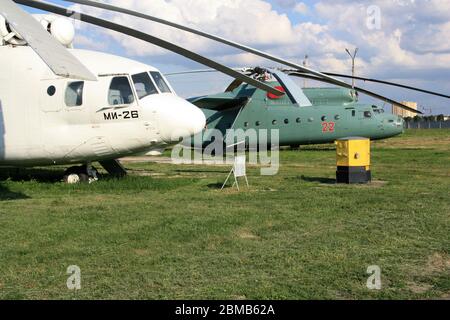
64,81,84,108
131,72,159,100
107,76,136,106
149,71,172,94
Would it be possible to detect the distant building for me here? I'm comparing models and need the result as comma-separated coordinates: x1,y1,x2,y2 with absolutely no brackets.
392,101,418,118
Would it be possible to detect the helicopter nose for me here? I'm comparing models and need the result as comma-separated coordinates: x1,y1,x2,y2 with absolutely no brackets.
382,115,404,137
158,98,206,143
395,116,405,130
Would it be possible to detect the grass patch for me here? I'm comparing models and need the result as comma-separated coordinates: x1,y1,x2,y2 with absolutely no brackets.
0,129,449,300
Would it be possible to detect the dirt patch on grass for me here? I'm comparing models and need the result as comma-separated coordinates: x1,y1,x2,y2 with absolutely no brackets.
314,180,388,188
236,228,260,240
407,282,433,294
129,171,167,177
134,249,151,256
441,292,450,300
424,252,450,275
230,295,247,300
403,252,449,295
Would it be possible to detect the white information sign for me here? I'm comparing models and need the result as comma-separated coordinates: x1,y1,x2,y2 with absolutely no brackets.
222,155,249,191
234,155,247,178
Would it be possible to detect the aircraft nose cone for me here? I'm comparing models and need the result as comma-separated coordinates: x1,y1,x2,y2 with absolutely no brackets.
188,105,207,136
159,98,206,143
381,115,404,137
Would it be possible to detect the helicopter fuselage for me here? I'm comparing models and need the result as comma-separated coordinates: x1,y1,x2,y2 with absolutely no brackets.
0,46,206,167
189,77,405,148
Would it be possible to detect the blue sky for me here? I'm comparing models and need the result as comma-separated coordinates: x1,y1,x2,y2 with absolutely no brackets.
22,0,450,115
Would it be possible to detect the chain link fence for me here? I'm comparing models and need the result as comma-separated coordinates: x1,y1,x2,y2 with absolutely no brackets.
405,120,450,129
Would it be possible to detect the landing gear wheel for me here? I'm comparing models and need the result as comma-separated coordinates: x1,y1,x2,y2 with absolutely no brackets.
63,165,98,184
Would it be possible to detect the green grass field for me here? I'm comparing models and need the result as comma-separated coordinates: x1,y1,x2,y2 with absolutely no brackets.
0,129,449,300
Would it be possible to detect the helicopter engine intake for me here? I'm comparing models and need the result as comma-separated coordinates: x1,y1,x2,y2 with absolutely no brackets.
0,14,75,48
38,15,75,47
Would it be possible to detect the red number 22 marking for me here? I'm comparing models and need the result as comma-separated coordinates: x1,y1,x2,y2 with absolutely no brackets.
322,122,335,133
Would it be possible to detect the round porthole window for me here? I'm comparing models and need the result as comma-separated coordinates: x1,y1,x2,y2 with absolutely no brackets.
47,86,56,96
335,115,341,120
284,119,289,124
244,122,249,127
256,121,261,126
296,118,301,123
321,116,327,121
272,120,277,125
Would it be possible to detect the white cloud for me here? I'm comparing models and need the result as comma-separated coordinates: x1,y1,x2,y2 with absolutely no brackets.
73,34,108,51
312,0,450,78
76,0,298,58
294,2,309,15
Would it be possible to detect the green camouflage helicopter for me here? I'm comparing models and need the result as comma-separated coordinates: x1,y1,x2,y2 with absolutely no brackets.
167,65,448,150
183,67,428,149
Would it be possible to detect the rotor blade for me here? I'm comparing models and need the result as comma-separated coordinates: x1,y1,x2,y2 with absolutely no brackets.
320,72,449,99
62,0,356,90
15,0,283,96
1,0,96,80
169,68,450,100
166,69,223,76
288,72,423,114
166,68,425,114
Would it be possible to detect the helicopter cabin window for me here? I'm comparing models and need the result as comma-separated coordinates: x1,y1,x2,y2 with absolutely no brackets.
132,72,158,99
150,72,171,93
364,111,373,118
47,86,56,97
352,110,356,117
372,106,385,114
65,81,84,107
108,77,135,105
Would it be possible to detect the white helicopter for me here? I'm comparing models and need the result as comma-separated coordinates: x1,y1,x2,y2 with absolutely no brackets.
0,0,284,183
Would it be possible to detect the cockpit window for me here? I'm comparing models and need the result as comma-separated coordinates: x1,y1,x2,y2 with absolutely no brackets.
108,76,135,105
372,106,385,114
132,72,158,99
150,71,171,93
65,81,84,107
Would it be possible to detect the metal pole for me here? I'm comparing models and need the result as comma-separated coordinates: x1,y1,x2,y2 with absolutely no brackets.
303,55,308,88
346,48,358,88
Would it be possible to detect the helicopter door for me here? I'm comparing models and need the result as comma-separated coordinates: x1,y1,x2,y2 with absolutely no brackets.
39,81,63,112
343,108,360,133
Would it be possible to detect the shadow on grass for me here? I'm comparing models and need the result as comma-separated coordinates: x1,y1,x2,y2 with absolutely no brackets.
207,183,225,189
0,184,29,201
176,169,229,174
300,175,336,184
297,146,336,152
0,167,126,184
0,168,64,183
